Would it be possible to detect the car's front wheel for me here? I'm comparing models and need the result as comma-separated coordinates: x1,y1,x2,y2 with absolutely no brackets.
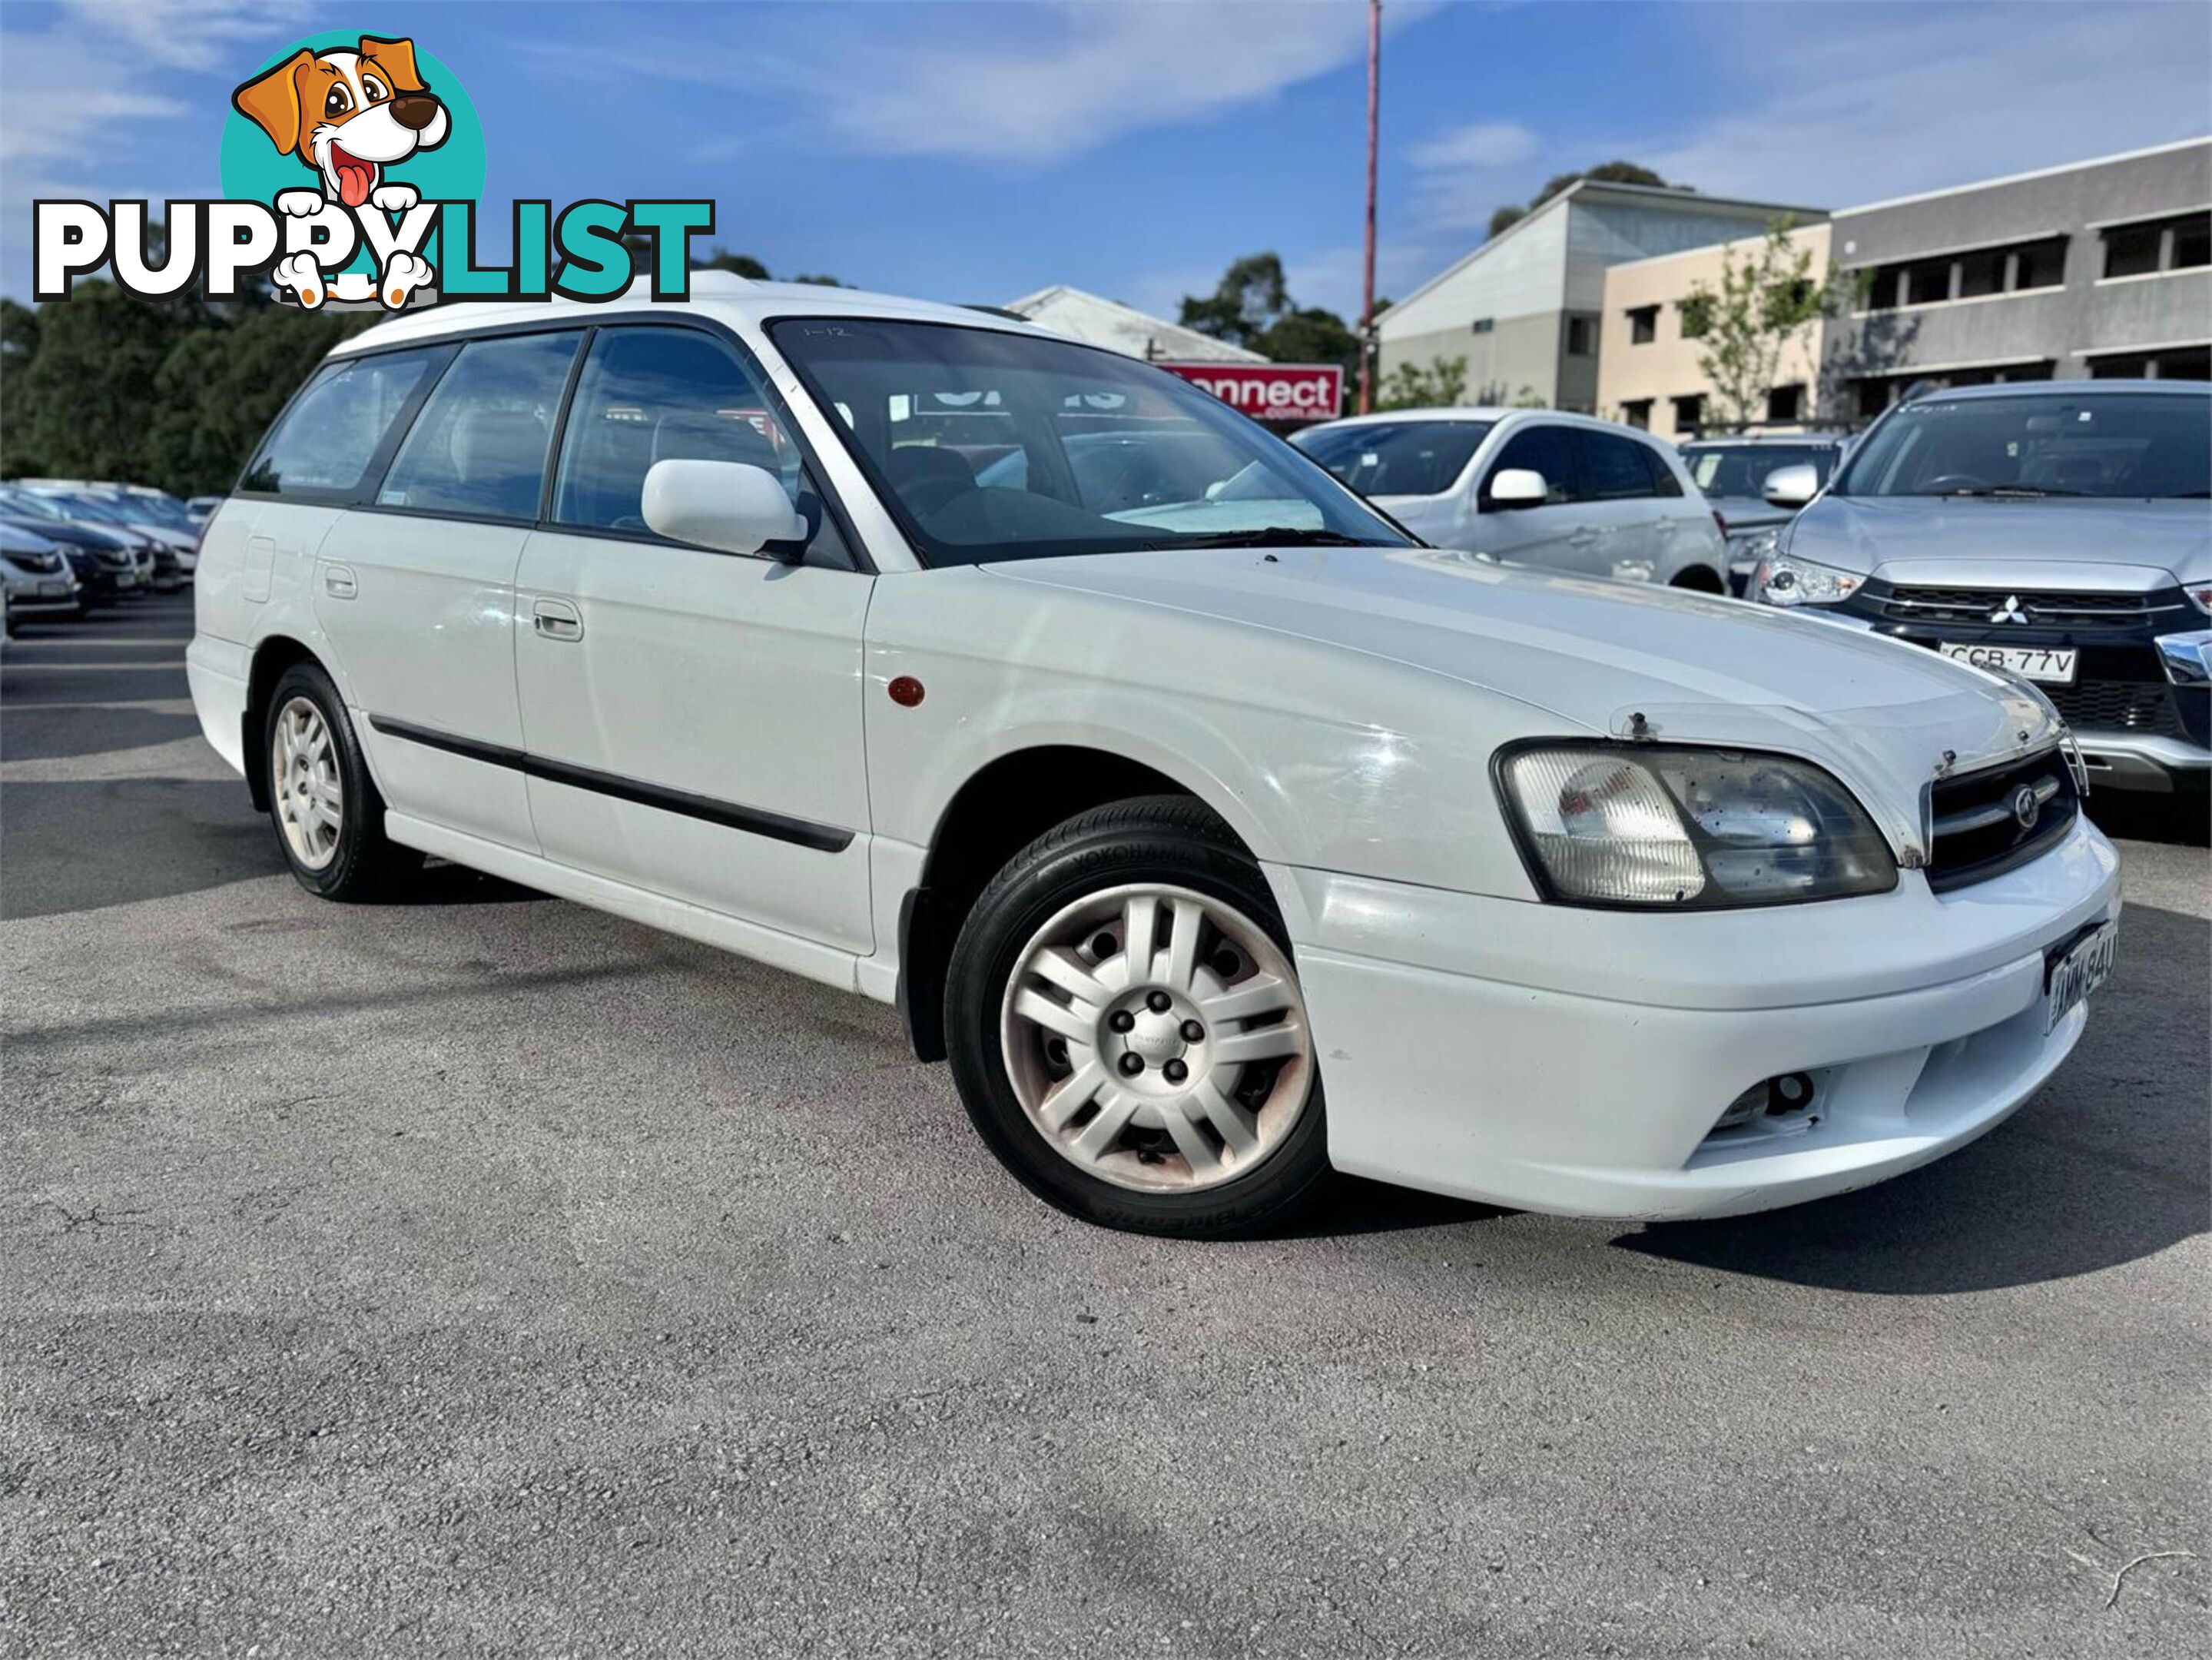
945,797,1331,1237
263,662,421,901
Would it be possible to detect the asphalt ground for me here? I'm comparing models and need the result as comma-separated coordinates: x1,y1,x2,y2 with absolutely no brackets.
2,592,2206,1658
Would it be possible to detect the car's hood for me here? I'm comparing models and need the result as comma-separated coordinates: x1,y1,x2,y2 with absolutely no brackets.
1792,494,2210,589
993,546,2062,861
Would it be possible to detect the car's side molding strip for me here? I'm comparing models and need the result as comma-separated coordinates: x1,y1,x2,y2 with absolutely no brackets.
364,715,855,853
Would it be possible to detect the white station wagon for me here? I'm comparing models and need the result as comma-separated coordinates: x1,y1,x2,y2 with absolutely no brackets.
188,274,2121,1236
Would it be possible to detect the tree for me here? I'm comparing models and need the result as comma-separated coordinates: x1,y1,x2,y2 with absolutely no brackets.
787,274,846,287
1488,161,1683,241
1179,253,1290,350
1676,217,1848,431
1377,355,1467,410
693,247,770,277
1254,306,1361,381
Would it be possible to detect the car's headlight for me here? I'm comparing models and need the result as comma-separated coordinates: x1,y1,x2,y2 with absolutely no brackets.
1751,550,1862,606
2186,582,2212,616
1727,527,1780,565
1497,744,1898,908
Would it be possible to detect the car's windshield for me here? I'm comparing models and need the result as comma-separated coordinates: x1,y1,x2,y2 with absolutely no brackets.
1836,390,2210,498
767,318,1409,566
1686,443,1837,500
1292,420,1495,497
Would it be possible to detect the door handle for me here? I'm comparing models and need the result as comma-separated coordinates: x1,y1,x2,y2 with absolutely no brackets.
1568,526,1600,546
531,597,582,642
322,563,357,599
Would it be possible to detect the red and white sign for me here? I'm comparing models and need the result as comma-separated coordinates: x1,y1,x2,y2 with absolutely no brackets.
1159,361,1343,423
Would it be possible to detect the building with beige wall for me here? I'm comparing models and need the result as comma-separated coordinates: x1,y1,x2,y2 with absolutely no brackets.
1597,222,1832,440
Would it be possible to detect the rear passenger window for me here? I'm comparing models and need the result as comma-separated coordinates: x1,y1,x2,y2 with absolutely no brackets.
1483,424,1579,506
376,331,582,520
552,327,844,563
240,348,441,498
1575,430,1657,500
1640,443,1686,497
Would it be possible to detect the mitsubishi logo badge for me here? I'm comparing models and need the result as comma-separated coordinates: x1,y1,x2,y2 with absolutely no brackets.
1991,595,2030,625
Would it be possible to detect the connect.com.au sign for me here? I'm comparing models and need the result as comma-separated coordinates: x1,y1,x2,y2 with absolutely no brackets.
1159,362,1343,423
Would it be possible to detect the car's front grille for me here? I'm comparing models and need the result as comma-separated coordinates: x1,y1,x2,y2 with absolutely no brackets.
2044,679,2186,736
1925,746,2078,892
1878,586,2185,631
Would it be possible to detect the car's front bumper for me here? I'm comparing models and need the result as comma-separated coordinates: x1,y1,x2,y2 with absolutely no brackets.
1265,817,2121,1220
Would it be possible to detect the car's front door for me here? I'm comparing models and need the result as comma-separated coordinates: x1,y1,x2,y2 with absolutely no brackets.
513,324,875,955
312,330,582,852
1473,421,1590,572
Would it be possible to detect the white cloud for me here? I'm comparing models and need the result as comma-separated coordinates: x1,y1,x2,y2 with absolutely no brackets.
1623,2,2210,211
1408,120,1537,173
0,2,301,289
526,0,1444,167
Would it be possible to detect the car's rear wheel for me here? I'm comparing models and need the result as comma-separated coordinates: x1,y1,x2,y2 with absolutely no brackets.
945,796,1331,1237
264,662,421,901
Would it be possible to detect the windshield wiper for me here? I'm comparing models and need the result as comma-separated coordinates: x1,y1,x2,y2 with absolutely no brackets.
1157,527,1388,549
1937,485,2083,498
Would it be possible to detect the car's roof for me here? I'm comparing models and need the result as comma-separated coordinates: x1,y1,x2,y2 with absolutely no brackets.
1302,407,1515,428
1903,378,2210,402
1680,432,1848,447
332,271,1063,358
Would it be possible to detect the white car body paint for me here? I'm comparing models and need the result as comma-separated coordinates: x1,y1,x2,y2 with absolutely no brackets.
188,276,2120,1220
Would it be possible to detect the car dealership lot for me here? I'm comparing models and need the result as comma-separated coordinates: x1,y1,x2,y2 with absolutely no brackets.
2,596,2204,1657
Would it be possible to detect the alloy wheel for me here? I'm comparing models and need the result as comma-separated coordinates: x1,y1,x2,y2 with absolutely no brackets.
271,695,343,871
999,883,1314,1192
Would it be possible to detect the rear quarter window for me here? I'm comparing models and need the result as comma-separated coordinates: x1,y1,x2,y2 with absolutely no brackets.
240,347,445,500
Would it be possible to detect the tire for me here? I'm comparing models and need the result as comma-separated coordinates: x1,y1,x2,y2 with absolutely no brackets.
944,795,1332,1237
262,662,422,901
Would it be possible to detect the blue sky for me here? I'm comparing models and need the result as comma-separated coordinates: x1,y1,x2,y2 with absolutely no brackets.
5,1,2209,315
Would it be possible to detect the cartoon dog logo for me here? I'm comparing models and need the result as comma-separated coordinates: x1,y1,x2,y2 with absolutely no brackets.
232,36,447,307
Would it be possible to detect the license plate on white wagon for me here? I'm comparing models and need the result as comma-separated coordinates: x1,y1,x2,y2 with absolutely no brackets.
1940,642,2078,684
2045,919,2117,1034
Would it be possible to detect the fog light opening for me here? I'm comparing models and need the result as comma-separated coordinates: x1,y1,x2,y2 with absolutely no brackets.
1709,1071,1823,1140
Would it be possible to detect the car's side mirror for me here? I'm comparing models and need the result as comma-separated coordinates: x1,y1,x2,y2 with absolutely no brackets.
1761,464,1819,510
642,459,809,559
1486,467,1549,510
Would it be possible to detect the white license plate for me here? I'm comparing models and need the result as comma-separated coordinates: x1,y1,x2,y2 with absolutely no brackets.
1940,642,2078,684
37,579,69,597
2045,920,2117,1034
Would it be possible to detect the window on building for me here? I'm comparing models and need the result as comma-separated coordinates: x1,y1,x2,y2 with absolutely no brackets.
1672,393,1704,433
1627,306,1659,346
2101,211,2212,279
1471,317,1495,335
1862,234,2071,309
1566,316,1595,356
1766,384,1803,422
1620,398,1653,430
1677,300,1707,340
1851,362,2059,417
2087,346,2212,381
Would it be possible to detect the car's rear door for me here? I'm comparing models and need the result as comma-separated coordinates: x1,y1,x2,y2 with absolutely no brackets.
314,328,584,853
512,323,875,958
1569,425,1670,580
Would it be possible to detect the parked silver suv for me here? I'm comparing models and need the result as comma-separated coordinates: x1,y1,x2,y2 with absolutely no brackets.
1752,381,2210,796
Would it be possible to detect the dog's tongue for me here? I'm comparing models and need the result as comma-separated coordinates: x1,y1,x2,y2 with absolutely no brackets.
333,148,375,208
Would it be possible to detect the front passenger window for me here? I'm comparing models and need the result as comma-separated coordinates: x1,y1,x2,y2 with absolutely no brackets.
553,327,843,565
1482,424,1578,506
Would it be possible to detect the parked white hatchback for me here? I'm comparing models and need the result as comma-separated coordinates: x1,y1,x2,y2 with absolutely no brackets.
187,274,2119,1236
1295,407,1731,591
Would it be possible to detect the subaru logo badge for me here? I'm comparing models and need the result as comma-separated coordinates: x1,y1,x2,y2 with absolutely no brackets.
2012,784,2041,831
1991,595,2030,625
